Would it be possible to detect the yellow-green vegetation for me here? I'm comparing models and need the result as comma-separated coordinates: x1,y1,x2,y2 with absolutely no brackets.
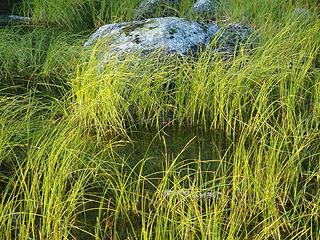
0,0,319,239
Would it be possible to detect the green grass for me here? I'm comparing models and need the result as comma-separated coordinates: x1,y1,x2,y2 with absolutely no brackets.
0,27,83,95
0,0,320,239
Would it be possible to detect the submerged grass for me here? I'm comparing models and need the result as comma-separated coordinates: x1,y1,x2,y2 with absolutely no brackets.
0,0,319,239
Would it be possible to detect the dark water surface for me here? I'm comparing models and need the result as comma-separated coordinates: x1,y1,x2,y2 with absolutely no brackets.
125,125,232,178
76,125,233,239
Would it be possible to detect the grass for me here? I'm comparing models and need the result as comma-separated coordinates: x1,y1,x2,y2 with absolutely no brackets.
0,0,320,239
0,27,83,95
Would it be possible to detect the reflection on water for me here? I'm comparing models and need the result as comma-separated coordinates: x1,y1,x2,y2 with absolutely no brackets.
76,126,234,239
125,125,232,175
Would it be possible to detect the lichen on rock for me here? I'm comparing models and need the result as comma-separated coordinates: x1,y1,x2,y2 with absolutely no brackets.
84,17,220,58
0,15,32,26
134,0,180,20
215,23,254,53
84,16,254,67
193,0,220,18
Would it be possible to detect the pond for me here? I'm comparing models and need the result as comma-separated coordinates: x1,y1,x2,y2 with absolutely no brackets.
74,125,234,239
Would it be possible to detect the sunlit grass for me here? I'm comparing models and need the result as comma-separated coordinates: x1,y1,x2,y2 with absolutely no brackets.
71,15,319,134
0,0,319,239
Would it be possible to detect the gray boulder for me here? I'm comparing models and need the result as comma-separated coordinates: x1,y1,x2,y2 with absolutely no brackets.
84,17,253,64
216,23,254,53
294,8,312,20
0,14,31,26
84,17,220,58
193,0,220,18
134,0,179,19
134,0,220,20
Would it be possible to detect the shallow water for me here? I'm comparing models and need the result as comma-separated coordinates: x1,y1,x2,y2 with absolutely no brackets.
75,125,233,239
124,125,232,176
